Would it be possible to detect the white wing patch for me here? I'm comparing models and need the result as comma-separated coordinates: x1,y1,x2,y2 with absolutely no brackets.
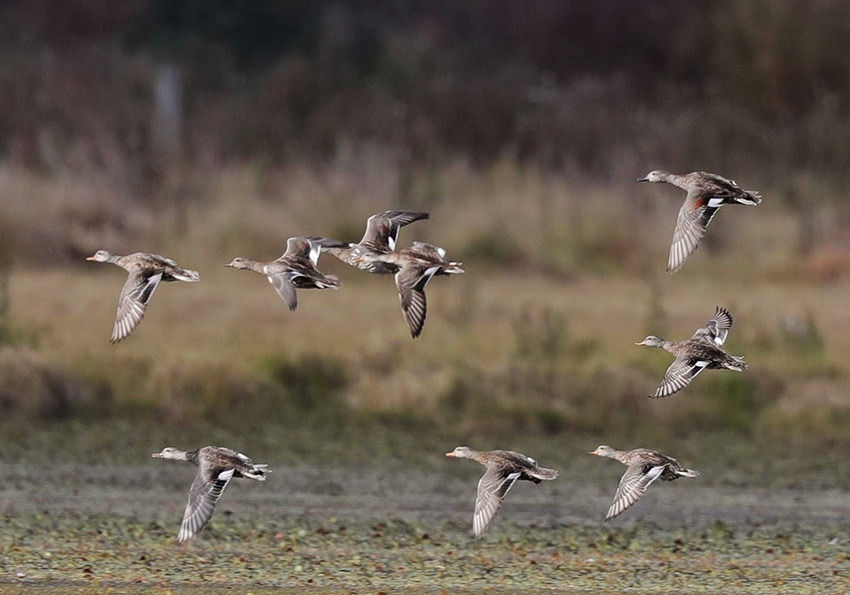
217,468,236,482
308,241,321,266
643,465,666,487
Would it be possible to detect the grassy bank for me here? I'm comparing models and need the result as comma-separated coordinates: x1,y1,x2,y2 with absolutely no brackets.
5,269,850,447
2,162,850,451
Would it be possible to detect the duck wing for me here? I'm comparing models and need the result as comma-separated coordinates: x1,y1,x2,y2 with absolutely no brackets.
206,447,269,481
667,192,721,273
281,237,313,262
696,171,760,204
696,171,743,194
605,462,666,520
395,263,440,338
650,354,710,398
266,271,298,311
280,236,344,266
691,306,734,347
110,270,163,343
495,450,538,469
361,210,429,252
145,253,180,268
489,451,558,483
177,467,235,542
473,466,522,537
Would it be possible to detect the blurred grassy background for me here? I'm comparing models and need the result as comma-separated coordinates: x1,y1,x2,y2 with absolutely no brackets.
1,0,850,459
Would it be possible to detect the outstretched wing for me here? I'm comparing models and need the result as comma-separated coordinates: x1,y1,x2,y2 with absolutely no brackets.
110,270,163,343
361,211,429,252
605,463,666,520
178,468,235,542
667,193,722,273
266,272,298,311
282,237,313,262
281,236,346,266
473,468,522,537
650,356,709,398
395,264,440,338
691,306,733,346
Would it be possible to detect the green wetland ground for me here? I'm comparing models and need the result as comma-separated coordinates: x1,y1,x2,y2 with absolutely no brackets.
0,420,849,593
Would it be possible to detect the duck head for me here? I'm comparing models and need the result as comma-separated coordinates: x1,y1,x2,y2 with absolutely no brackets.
152,447,188,461
86,250,113,262
224,257,252,270
637,170,671,183
446,446,474,458
589,445,617,458
635,335,665,348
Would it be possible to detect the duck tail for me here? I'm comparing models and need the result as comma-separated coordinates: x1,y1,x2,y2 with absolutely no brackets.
443,262,464,275
319,274,342,289
727,355,748,371
736,190,761,206
530,466,558,481
243,464,270,481
173,268,201,282
677,467,699,478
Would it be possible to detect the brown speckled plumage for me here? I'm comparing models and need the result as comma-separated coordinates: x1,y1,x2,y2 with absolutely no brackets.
385,242,463,338
152,445,269,543
325,210,429,274
446,446,557,538
636,306,747,398
638,170,762,273
589,445,698,520
86,250,200,343
225,236,345,311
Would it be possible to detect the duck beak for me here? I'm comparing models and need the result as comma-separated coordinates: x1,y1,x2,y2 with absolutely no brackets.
151,453,163,458
637,177,648,182
635,341,646,346
85,256,96,261
445,452,456,457
588,449,599,456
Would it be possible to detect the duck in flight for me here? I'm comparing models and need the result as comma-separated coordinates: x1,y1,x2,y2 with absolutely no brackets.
153,445,269,543
638,170,761,273
446,446,557,537
86,250,200,343
225,236,345,311
636,306,748,398
388,242,464,338
590,445,698,520
324,210,429,274
325,210,462,337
